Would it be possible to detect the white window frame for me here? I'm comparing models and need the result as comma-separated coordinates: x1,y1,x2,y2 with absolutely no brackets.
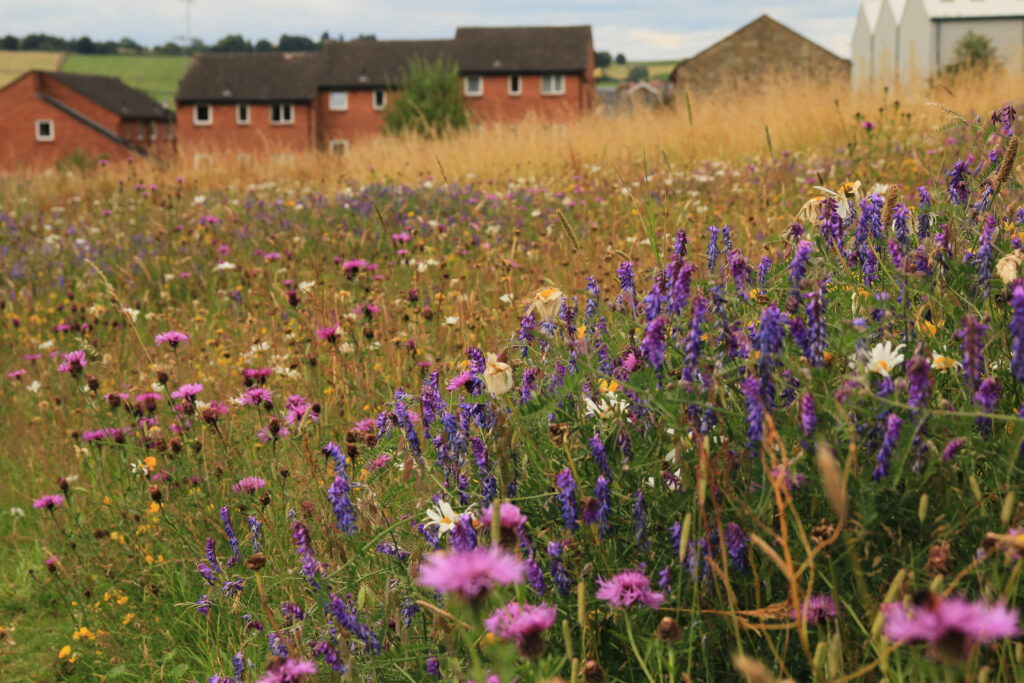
35,119,54,141
328,91,349,111
270,103,294,125
236,103,250,125
329,139,350,155
193,103,212,125
463,75,483,97
193,153,214,169
150,121,159,140
541,74,566,96
137,122,145,141
507,74,522,96
373,89,387,111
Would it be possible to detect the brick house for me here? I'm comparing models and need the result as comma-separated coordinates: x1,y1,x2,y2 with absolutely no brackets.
0,71,175,171
176,26,595,160
667,15,850,97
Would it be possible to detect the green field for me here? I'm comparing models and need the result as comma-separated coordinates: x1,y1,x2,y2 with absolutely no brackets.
0,50,66,88
596,59,678,82
61,54,190,108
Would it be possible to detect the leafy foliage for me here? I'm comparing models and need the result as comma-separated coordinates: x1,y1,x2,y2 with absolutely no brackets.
383,56,468,138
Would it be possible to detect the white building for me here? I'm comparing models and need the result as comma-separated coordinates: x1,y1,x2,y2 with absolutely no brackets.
852,0,1024,88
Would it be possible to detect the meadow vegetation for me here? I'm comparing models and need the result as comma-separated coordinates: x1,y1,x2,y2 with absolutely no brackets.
3,71,1024,682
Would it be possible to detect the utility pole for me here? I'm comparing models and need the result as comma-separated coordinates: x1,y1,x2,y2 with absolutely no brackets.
182,0,195,49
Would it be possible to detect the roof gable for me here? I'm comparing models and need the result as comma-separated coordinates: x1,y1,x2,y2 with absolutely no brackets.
675,15,849,70
46,72,171,120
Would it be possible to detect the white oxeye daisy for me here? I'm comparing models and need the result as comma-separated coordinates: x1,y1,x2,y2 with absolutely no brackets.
930,352,962,373
853,342,905,377
424,500,474,536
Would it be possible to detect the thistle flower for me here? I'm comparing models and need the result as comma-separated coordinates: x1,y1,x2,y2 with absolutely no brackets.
872,413,903,481
484,602,557,656
555,467,579,531
596,569,665,609
154,331,189,347
416,547,524,602
641,315,668,370
882,595,1019,659
255,658,317,683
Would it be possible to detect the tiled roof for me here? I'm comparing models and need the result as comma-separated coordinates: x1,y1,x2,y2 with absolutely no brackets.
176,52,320,102
47,72,172,120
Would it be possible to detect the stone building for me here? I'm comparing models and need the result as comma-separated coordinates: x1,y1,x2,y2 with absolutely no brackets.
667,15,850,97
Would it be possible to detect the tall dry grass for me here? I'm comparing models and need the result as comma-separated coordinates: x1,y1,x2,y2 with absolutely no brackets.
3,65,1021,199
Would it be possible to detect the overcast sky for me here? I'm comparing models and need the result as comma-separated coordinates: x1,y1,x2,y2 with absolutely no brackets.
2,1,859,61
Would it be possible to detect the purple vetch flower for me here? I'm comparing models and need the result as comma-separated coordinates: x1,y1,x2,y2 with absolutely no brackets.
668,259,695,315
682,295,707,383
804,287,827,367
799,393,817,437
555,468,579,531
617,261,636,302
724,523,749,570
641,315,668,370
326,593,382,653
517,312,535,358
892,203,911,250
642,274,665,321
450,516,478,551
907,353,933,411
742,375,763,447
291,521,320,588
248,516,262,552
220,506,240,565
727,249,753,297
311,641,346,674
974,215,997,298
327,475,357,534
917,186,932,239
197,561,218,585
547,541,572,597
589,430,611,478
788,240,813,299
525,553,546,595
974,377,1001,434
233,652,245,680
674,227,688,257
196,594,211,615
1012,281,1024,384
819,197,843,253
520,366,539,403
947,160,971,205
758,254,772,292
205,537,222,573
993,104,1017,136
593,475,611,539
957,315,988,395
706,226,721,275
584,276,600,322
596,569,665,609
632,490,649,552
425,656,441,679
872,413,903,481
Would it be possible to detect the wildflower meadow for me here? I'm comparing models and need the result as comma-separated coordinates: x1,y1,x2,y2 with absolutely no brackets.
5,97,1024,682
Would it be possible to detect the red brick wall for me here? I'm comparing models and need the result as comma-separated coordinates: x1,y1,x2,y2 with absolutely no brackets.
0,73,130,172
176,101,314,157
463,73,587,123
317,89,389,148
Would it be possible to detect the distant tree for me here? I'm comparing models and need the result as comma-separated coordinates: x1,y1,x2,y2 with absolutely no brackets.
354,33,377,41
118,37,143,53
628,64,649,82
1,35,18,50
187,38,208,54
23,33,68,51
948,31,998,73
212,34,252,52
75,36,96,54
278,34,317,52
615,53,626,65
154,41,183,55
383,57,467,138
594,51,612,68
320,31,331,44
96,41,120,54
254,39,274,52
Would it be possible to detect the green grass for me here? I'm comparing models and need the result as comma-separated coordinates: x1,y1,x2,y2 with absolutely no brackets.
0,51,66,88
61,54,191,109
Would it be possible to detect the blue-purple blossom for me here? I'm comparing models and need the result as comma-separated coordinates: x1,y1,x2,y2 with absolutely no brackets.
947,160,970,205
958,315,988,395
641,315,668,370
872,413,903,481
555,468,579,531
632,490,649,552
547,541,572,597
799,393,817,437
742,376,763,447
1011,281,1024,384
327,475,357,534
220,507,240,566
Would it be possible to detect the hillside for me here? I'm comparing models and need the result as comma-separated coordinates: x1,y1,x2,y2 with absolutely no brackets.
0,50,65,87
61,54,190,108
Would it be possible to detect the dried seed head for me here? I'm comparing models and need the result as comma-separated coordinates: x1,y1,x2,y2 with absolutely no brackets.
881,184,900,229
815,443,847,519
246,553,267,571
656,616,682,641
582,660,605,683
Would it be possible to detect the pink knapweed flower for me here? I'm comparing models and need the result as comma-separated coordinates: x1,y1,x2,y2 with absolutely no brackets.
256,657,317,683
882,595,1020,658
170,383,203,400
416,547,524,601
484,601,557,655
155,331,190,347
33,494,65,510
596,570,665,609
232,476,267,494
57,350,87,375
480,501,528,530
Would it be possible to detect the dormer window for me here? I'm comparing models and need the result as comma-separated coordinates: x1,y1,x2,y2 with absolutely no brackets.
236,103,250,125
508,74,522,96
193,103,212,125
464,75,483,97
373,89,387,111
